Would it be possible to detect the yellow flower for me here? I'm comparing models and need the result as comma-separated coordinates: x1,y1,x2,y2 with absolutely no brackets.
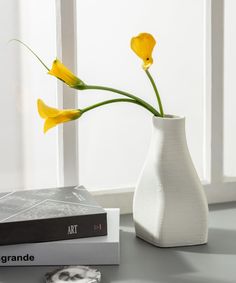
131,33,156,70
48,59,85,88
37,99,82,133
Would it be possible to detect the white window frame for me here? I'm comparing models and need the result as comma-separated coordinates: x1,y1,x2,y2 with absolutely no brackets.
56,0,236,214
56,0,79,187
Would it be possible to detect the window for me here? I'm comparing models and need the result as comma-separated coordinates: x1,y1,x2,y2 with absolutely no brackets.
0,0,58,190
76,0,205,189
224,0,236,180
0,0,235,213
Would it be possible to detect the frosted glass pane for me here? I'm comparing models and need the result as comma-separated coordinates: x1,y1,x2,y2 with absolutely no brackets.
0,1,22,190
0,0,58,191
224,0,236,178
77,0,204,189
19,0,58,189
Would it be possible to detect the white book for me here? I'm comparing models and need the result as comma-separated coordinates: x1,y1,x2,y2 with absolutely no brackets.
0,208,120,266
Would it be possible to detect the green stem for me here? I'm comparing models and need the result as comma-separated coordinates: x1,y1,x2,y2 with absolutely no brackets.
145,69,164,117
9,39,50,71
81,85,161,117
82,98,150,114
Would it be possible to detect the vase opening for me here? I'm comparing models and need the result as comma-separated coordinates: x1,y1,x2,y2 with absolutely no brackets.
154,114,184,120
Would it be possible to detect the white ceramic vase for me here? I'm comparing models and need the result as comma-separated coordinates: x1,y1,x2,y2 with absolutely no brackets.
133,115,208,247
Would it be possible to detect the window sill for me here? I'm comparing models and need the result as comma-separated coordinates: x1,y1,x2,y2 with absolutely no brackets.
1,202,236,282
91,183,236,214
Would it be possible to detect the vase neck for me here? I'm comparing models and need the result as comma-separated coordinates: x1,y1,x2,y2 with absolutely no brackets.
151,117,187,152
152,115,186,137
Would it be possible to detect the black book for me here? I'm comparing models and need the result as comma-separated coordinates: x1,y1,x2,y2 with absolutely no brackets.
0,186,107,245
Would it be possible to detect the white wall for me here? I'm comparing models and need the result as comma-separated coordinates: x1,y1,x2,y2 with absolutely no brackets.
77,0,205,190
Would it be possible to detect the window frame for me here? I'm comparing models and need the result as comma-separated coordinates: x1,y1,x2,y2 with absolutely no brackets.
56,0,79,187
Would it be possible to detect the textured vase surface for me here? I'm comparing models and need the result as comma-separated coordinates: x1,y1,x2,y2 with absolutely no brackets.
133,115,208,247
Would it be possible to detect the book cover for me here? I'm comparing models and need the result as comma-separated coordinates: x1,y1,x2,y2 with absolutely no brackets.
0,209,120,266
0,186,107,245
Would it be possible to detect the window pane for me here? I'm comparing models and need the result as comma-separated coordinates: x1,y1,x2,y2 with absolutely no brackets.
224,0,236,179
0,0,58,191
19,0,58,189
0,1,22,190
77,0,205,189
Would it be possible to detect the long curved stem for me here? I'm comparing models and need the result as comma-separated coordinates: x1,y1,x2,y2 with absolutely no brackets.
81,98,151,114
9,39,50,71
82,85,161,117
145,69,164,117
11,39,162,117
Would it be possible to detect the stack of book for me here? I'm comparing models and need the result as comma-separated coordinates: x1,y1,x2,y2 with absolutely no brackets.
0,186,120,266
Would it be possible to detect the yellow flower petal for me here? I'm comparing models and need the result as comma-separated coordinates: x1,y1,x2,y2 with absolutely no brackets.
48,59,84,88
37,99,82,133
37,99,61,118
44,110,82,133
44,118,58,133
131,33,156,70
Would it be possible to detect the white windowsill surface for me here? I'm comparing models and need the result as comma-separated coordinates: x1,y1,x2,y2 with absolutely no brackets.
92,184,236,214
1,202,236,282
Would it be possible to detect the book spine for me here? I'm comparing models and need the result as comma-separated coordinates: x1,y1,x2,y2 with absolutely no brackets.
0,213,107,245
0,242,120,266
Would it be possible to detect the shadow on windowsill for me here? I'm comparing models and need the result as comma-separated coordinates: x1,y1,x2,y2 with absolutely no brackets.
209,201,236,211
176,228,236,255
